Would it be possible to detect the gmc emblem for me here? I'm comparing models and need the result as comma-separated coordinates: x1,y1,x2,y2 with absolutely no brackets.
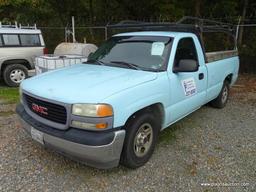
32,103,48,115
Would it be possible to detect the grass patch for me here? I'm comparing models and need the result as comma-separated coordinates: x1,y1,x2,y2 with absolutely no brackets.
158,123,180,145
158,120,193,146
0,111,15,116
0,87,19,104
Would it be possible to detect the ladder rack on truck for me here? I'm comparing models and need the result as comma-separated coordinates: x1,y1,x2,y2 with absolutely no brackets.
106,16,237,63
106,16,236,39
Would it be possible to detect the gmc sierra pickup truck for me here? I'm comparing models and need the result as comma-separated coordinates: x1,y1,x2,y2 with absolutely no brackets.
16,18,239,169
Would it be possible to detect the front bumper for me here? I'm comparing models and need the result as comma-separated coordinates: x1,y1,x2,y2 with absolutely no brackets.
16,104,125,169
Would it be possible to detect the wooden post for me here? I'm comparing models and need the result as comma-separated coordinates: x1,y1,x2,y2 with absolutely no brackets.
72,16,76,43
238,0,248,46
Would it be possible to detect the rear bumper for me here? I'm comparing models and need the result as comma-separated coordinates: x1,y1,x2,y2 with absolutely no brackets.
16,104,125,169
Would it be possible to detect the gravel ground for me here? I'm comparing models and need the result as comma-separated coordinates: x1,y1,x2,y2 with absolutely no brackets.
0,75,255,192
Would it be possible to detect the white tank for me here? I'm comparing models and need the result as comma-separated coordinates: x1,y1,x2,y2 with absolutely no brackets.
54,42,98,57
35,55,88,75
35,42,98,75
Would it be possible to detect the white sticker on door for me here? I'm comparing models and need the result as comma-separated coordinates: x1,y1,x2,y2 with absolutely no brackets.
181,78,197,96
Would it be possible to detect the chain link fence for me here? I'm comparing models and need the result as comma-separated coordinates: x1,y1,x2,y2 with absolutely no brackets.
40,27,106,53
238,25,256,73
39,24,256,74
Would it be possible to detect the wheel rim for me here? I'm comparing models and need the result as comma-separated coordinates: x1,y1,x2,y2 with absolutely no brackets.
133,123,153,157
10,69,26,83
221,86,228,103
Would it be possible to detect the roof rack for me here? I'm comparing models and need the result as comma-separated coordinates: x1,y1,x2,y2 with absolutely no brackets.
106,16,237,61
177,16,234,30
0,21,37,29
107,16,235,36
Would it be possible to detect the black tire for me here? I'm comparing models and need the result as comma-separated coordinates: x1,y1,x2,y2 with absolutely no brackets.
3,64,28,87
121,112,160,169
210,81,230,108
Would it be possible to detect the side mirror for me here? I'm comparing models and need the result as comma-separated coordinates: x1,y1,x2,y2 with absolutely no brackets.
173,59,198,73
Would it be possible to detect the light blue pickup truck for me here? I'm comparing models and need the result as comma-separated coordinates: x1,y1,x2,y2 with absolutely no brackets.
16,18,239,169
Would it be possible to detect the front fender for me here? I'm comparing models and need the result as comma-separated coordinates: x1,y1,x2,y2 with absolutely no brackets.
102,72,170,128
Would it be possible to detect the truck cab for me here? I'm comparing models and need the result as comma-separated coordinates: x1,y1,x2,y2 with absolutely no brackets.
0,24,46,87
16,18,239,169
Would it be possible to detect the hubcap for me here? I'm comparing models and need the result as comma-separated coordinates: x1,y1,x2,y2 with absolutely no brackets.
134,123,153,157
10,69,26,83
221,86,228,103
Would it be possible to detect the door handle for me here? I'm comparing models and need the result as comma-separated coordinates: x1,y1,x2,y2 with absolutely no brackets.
199,73,204,80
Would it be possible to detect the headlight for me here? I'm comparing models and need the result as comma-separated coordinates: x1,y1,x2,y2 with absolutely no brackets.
72,104,113,117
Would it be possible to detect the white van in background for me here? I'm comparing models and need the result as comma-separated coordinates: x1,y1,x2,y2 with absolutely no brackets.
0,24,46,87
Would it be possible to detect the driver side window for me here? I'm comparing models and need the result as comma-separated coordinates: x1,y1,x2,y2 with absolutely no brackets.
174,38,198,68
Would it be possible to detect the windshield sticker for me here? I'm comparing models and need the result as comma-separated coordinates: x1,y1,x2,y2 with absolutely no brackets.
151,42,165,56
181,78,197,96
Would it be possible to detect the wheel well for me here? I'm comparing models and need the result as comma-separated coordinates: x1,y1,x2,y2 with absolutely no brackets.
225,74,233,84
1,59,31,75
124,103,165,129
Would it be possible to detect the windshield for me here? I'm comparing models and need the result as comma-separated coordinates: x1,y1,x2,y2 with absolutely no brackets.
87,36,172,71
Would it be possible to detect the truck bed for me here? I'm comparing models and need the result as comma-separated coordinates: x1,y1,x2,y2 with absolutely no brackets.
206,50,238,63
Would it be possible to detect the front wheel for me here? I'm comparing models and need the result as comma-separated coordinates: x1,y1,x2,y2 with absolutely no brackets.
3,64,28,87
210,81,230,108
121,113,160,168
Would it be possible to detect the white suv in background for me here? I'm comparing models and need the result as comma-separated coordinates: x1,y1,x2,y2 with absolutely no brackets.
0,24,46,87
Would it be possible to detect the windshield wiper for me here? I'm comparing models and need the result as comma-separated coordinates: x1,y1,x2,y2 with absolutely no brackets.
110,61,141,70
83,59,105,66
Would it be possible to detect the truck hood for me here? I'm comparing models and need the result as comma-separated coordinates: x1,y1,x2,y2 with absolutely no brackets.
22,64,158,103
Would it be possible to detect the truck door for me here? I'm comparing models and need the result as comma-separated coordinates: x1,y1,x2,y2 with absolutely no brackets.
168,37,207,123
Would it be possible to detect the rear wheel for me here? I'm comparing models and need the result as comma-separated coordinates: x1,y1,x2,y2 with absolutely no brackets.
121,113,160,168
210,81,230,108
3,64,28,87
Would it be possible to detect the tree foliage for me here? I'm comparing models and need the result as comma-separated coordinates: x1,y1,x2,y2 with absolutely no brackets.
1,0,256,56
0,0,251,25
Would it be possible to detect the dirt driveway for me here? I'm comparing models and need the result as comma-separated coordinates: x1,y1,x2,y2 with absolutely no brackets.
0,74,255,192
